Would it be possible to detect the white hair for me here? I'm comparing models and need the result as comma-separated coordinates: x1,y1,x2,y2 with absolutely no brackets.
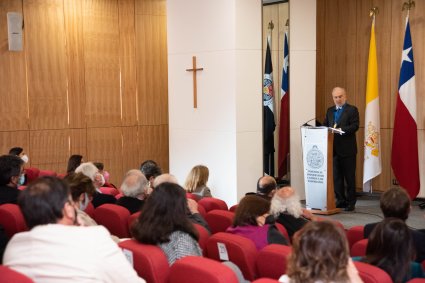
120,170,148,198
75,162,98,181
270,192,303,218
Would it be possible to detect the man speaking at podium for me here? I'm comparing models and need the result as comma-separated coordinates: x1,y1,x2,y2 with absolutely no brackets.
323,87,359,211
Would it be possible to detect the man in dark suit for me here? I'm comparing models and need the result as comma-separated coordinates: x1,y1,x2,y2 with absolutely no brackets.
0,155,24,205
323,87,359,211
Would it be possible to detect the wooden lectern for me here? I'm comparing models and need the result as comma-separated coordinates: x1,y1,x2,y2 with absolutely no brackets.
301,126,340,215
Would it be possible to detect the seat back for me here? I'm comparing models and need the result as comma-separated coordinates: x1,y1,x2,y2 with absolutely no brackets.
186,193,199,202
346,225,365,248
0,204,28,238
168,256,239,283
407,279,425,283
118,239,169,283
252,279,280,283
0,265,35,283
197,203,207,218
198,197,228,212
206,232,258,281
193,223,210,256
229,204,238,212
353,261,393,283
24,167,40,184
99,186,119,196
128,211,141,234
94,204,130,238
205,210,234,234
256,244,292,279
38,170,57,177
350,238,368,257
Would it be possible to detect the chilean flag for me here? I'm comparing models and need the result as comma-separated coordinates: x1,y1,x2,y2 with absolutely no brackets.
278,31,289,178
391,16,420,199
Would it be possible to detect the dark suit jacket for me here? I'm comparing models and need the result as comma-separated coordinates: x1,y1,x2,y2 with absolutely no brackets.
364,222,425,263
116,196,144,214
91,192,116,208
323,103,359,157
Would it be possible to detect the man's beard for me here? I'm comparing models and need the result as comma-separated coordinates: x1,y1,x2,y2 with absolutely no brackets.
270,193,303,218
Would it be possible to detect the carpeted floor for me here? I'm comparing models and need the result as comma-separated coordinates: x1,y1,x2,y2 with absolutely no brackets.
307,195,425,230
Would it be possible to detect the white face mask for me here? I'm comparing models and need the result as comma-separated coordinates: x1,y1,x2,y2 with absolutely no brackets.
79,193,90,211
21,154,29,163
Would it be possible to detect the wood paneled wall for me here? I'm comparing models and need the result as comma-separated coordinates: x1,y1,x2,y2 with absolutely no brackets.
317,0,425,193
0,0,169,185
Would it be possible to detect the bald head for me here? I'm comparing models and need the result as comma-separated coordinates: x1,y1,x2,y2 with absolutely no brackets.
332,87,347,107
152,173,179,188
257,176,277,197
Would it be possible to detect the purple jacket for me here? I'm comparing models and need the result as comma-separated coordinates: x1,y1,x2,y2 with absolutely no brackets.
226,224,270,251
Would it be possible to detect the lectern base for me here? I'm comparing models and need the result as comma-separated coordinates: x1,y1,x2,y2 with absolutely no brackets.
310,208,341,215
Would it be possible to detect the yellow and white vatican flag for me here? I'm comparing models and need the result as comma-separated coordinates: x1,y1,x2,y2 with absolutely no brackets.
363,17,381,192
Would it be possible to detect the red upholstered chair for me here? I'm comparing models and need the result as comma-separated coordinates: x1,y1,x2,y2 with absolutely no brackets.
353,261,393,283
274,223,290,243
346,225,365,248
24,167,40,184
206,232,258,281
128,211,141,234
193,223,210,256
84,202,95,218
196,203,207,218
407,279,425,283
229,204,238,212
252,279,280,283
256,244,292,279
115,193,123,200
168,256,239,283
0,265,34,283
205,210,234,234
0,204,28,238
186,192,199,202
38,170,57,177
94,204,130,238
56,173,66,179
350,238,368,257
99,186,119,196
198,197,228,212
118,239,169,283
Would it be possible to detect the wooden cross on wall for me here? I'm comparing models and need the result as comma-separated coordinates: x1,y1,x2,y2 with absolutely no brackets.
186,56,204,108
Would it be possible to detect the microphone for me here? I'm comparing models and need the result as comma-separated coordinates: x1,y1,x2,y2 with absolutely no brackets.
302,118,318,127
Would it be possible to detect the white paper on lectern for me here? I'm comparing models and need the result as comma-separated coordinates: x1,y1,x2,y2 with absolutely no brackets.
327,127,345,135
301,126,328,211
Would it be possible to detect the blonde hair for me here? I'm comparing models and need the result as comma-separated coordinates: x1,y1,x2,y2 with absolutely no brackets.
184,165,209,193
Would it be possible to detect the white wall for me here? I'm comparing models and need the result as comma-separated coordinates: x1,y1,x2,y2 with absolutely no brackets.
167,0,263,207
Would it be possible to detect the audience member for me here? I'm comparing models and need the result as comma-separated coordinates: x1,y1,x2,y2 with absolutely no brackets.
279,221,362,283
270,186,317,239
116,169,149,214
226,195,288,250
66,154,83,175
140,160,162,189
184,165,212,199
75,162,116,208
64,172,97,226
246,175,277,200
0,154,24,205
364,187,425,262
3,176,145,283
131,182,202,265
9,147,29,164
358,218,424,283
153,173,211,233
93,161,115,188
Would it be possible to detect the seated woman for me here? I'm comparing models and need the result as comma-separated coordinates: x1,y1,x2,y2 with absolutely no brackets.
226,195,288,250
131,182,202,265
184,165,212,199
279,221,362,283
357,217,424,283
66,154,83,175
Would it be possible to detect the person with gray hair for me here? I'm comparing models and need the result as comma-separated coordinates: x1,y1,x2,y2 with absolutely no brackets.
116,170,149,214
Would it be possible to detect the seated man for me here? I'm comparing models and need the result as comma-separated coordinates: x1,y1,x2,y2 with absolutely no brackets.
364,187,425,263
270,186,317,239
140,160,162,191
3,176,145,283
246,176,277,201
116,170,149,214
0,154,24,205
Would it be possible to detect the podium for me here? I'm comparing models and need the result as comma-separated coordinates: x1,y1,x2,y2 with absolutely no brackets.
301,126,340,215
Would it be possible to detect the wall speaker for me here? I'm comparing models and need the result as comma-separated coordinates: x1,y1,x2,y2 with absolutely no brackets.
7,12,23,51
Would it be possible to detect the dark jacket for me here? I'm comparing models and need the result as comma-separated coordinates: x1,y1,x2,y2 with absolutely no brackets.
116,197,144,214
0,184,20,205
323,103,359,157
91,191,116,208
